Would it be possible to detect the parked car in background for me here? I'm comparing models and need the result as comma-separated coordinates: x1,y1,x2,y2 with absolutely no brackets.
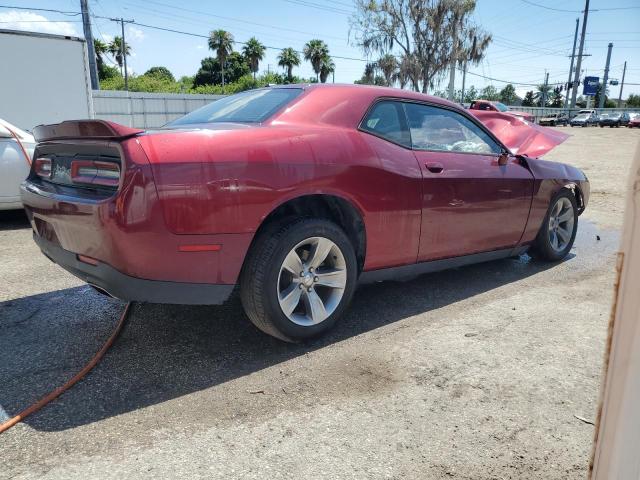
628,113,640,128
469,99,535,123
570,112,598,127
599,112,630,128
21,84,589,342
539,113,569,127
0,118,34,210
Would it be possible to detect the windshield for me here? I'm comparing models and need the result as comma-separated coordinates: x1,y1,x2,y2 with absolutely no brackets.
168,88,303,126
493,102,509,112
575,114,589,119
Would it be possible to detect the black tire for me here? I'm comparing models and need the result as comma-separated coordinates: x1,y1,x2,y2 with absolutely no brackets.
530,190,578,262
240,218,358,342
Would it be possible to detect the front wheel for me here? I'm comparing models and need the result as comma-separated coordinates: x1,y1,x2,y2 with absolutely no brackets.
531,190,578,261
240,218,357,342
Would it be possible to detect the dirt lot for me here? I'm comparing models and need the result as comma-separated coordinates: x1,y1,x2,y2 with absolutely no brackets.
1,127,638,479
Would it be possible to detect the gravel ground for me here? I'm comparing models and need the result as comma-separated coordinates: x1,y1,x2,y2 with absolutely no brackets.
1,126,638,479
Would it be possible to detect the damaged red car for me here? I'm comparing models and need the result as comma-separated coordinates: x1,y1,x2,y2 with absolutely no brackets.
21,84,589,341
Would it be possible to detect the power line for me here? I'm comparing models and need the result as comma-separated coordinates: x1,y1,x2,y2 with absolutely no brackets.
129,0,349,42
0,4,81,16
521,0,640,12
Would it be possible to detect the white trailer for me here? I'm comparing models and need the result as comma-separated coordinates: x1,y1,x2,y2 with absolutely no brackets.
0,29,93,132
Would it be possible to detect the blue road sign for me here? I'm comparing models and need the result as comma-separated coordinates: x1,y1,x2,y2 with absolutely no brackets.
583,76,599,96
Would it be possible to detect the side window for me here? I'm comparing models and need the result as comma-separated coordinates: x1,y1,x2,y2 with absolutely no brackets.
361,100,411,147
404,102,502,154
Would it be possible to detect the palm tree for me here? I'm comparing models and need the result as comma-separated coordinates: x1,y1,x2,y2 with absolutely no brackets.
303,39,329,81
535,83,553,106
377,54,397,87
242,37,265,80
107,36,130,75
208,29,234,88
319,55,335,83
277,47,300,83
93,39,108,72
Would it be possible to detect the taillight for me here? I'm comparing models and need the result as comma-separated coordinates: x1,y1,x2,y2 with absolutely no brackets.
34,158,52,178
70,159,120,187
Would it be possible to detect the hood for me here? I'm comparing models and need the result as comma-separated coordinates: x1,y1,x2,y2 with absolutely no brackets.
470,110,569,158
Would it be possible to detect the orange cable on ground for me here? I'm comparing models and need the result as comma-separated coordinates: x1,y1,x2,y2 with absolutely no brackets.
0,302,132,434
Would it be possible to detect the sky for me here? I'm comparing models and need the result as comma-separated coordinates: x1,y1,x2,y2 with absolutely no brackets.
2,0,639,99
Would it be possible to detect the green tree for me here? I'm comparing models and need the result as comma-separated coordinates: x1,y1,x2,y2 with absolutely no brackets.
144,66,175,82
462,85,478,103
521,91,535,107
94,39,107,75
351,0,490,93
550,86,563,108
480,85,499,101
277,47,301,82
208,29,234,88
627,94,640,107
303,39,329,81
499,84,517,105
193,52,249,87
319,55,335,83
107,36,131,75
243,37,266,80
377,53,397,87
534,83,552,106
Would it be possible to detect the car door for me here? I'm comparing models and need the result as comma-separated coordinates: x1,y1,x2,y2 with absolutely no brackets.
402,101,534,261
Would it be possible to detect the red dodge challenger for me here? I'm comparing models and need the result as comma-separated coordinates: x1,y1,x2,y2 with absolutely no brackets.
21,85,589,341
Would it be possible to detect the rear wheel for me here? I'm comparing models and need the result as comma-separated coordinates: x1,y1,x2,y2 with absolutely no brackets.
531,190,578,261
240,218,357,342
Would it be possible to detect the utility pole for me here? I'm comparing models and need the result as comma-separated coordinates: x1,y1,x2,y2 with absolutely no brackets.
570,0,589,110
108,17,134,91
541,71,549,107
80,0,99,90
460,60,467,104
565,18,579,111
599,42,613,109
618,61,627,108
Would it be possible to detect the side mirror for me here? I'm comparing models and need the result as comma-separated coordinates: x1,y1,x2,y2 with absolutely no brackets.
498,152,509,166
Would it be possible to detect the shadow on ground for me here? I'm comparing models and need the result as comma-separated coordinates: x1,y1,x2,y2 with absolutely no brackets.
0,209,29,231
0,250,565,432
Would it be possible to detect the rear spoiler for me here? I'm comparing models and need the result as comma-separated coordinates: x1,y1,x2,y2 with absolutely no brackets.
33,120,143,143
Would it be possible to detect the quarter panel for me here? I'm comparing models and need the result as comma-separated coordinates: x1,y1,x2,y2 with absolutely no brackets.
139,125,423,271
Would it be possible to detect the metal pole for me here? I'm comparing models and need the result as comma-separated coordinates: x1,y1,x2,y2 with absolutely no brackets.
120,19,129,92
618,61,627,108
541,71,549,107
570,0,589,110
599,42,613,109
80,0,99,90
565,18,579,111
460,60,467,104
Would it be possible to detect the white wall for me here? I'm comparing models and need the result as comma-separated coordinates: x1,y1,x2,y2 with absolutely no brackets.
0,29,93,132
92,91,225,128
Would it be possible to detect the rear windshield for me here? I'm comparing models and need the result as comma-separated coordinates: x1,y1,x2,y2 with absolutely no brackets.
168,88,302,126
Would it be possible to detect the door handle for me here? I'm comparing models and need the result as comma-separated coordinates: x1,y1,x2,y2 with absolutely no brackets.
426,162,444,173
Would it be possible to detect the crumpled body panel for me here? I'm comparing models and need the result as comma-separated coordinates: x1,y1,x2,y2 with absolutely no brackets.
470,110,569,158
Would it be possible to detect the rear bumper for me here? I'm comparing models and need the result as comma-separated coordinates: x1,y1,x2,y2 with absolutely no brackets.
34,233,234,305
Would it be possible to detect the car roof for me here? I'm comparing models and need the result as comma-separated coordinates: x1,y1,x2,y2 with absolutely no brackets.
274,83,462,109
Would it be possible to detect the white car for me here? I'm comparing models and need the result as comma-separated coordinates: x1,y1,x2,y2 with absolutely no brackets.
0,118,35,210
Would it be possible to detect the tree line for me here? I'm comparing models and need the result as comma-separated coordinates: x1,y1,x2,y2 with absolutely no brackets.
92,30,336,93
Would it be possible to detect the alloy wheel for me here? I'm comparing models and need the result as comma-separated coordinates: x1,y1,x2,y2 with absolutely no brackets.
548,197,575,253
277,236,347,326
